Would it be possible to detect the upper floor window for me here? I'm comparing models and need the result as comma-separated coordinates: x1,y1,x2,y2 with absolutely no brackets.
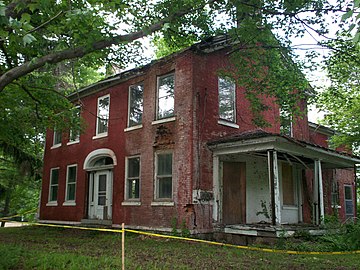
280,108,292,136
157,73,174,120
96,95,110,136
128,83,144,127
155,151,173,200
53,129,62,147
125,156,140,200
69,106,81,143
65,165,77,202
218,77,236,122
48,168,59,202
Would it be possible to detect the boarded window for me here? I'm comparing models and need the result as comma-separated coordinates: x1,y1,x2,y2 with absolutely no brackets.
282,163,295,206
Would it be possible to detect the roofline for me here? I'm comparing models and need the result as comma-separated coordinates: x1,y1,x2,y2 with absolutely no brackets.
308,122,337,136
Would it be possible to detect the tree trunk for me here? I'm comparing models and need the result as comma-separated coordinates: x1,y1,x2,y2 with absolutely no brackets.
1,188,12,227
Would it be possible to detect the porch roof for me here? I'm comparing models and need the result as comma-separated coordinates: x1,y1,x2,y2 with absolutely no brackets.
208,130,360,169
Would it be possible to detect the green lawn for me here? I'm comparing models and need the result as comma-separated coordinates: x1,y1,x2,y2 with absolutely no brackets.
0,226,359,269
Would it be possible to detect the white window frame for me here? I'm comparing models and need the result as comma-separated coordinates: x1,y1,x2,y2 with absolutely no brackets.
94,94,110,138
344,185,354,218
68,106,81,145
123,156,141,204
63,164,77,206
127,83,144,129
47,167,59,206
156,73,175,120
218,76,236,123
52,129,62,148
154,151,173,201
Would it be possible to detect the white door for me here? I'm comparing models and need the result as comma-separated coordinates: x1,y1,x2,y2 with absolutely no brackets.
88,170,112,220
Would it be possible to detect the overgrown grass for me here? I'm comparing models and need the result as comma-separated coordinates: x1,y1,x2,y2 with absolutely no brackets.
0,226,360,269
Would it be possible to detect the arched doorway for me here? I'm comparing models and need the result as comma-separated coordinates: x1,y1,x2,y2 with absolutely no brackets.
83,149,117,220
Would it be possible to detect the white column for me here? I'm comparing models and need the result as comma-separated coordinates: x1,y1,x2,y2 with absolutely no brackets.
273,151,281,225
212,155,220,222
317,160,325,225
313,160,319,225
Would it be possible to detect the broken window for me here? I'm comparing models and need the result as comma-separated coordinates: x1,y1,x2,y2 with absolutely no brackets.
282,163,295,206
96,95,110,135
344,185,354,219
49,168,59,202
65,165,77,202
157,73,174,120
155,152,173,199
218,77,236,122
128,83,143,127
126,156,140,200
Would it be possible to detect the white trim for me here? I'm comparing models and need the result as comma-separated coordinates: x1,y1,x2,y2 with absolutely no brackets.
92,133,108,140
62,201,76,206
83,148,117,170
46,201,58,207
212,155,220,222
121,201,141,206
39,220,81,225
127,82,144,128
65,164,77,203
50,144,61,149
154,150,174,200
124,125,143,132
152,117,176,125
217,119,239,129
52,129,62,147
66,140,80,146
151,201,175,206
156,73,175,121
317,160,325,224
95,94,110,137
273,151,281,225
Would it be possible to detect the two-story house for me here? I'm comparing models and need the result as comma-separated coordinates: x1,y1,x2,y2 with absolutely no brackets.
39,35,359,242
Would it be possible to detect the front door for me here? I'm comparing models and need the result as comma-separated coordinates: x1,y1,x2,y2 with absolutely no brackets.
222,162,246,224
88,170,112,220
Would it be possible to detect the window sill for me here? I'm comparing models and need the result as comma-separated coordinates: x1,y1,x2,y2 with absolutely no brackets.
124,125,143,132
92,133,108,140
121,201,141,206
282,205,298,210
218,119,239,129
62,201,76,206
50,144,61,149
332,205,341,209
67,140,79,146
152,117,176,125
46,201,58,207
151,201,174,207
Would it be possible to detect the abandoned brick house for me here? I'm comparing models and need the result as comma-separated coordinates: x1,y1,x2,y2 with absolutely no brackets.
39,36,359,239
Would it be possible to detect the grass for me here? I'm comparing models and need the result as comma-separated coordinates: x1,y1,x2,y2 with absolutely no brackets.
0,226,360,269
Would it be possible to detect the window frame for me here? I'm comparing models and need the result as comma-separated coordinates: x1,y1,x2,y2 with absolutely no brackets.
95,94,110,137
52,129,62,148
68,106,81,144
127,82,144,129
281,162,297,207
124,156,141,202
47,167,60,205
64,164,77,205
218,76,236,123
154,151,173,201
344,185,354,218
156,73,175,120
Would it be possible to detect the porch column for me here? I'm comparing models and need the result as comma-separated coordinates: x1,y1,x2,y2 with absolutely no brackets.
212,155,220,222
268,150,281,225
313,160,324,225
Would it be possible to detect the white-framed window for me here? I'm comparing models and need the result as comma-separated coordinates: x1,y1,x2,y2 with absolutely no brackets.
96,94,110,136
69,106,81,143
280,108,293,136
128,83,144,128
331,179,339,207
125,156,140,200
65,164,77,202
157,73,175,120
218,77,236,123
344,185,354,218
53,129,62,146
155,151,173,200
48,168,59,203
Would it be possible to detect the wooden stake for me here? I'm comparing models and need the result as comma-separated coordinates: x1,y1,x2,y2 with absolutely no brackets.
122,223,125,270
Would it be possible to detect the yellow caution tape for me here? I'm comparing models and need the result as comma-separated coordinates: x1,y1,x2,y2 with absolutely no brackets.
0,208,37,221
2,218,360,255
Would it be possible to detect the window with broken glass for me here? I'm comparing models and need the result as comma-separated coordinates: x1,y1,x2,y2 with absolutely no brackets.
96,95,110,135
218,77,236,122
157,73,174,120
126,156,140,200
128,83,144,127
155,152,173,200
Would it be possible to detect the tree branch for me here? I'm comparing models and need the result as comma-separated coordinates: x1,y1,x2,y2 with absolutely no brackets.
0,0,217,91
